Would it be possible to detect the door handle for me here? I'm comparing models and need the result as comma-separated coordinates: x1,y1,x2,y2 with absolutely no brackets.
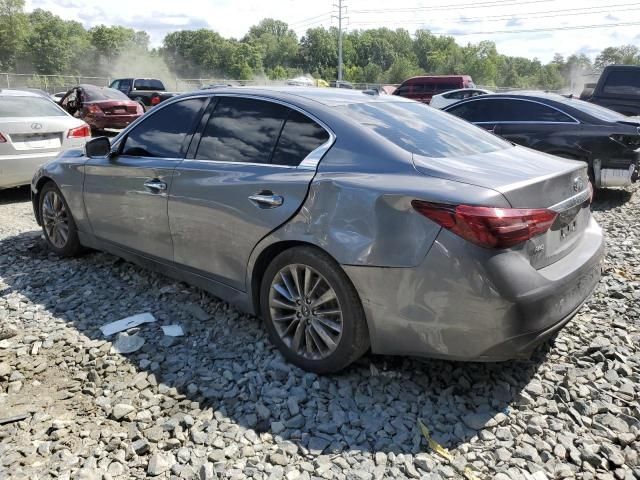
249,193,284,208
143,180,167,191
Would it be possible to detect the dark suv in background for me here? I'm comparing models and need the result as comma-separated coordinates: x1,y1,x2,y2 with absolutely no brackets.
583,65,640,116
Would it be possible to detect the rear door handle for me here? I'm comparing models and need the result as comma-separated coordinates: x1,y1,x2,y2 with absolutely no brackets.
144,179,167,191
249,193,284,208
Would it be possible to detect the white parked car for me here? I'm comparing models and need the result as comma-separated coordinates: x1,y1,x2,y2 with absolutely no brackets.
0,89,90,189
429,88,493,109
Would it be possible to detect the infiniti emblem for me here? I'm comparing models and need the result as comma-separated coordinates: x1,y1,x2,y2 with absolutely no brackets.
31,122,42,130
573,177,584,192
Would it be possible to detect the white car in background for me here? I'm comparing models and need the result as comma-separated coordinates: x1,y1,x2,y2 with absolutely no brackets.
1,89,90,189
430,88,493,109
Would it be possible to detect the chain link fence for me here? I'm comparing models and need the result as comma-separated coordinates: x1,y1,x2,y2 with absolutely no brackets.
0,73,112,93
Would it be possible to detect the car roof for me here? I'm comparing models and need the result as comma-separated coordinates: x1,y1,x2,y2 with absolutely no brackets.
188,86,416,107
0,88,45,98
450,91,574,105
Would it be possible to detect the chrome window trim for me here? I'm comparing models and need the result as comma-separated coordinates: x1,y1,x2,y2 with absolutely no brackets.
445,97,581,124
549,188,591,212
474,121,579,125
199,93,336,171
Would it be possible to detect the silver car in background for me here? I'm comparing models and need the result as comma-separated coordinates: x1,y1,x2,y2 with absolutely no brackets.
31,88,604,373
1,89,90,189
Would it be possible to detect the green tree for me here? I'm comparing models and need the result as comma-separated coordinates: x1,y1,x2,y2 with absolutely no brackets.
300,27,337,74
244,18,298,70
595,45,640,69
385,57,421,83
0,0,28,71
89,25,137,61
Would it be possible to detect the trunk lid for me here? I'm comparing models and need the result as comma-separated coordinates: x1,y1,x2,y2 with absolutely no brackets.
0,117,67,154
413,146,591,268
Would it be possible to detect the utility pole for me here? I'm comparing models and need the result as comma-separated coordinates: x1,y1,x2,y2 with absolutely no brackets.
333,0,347,82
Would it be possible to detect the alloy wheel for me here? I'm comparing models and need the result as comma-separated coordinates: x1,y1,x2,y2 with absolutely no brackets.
41,190,69,249
268,264,343,360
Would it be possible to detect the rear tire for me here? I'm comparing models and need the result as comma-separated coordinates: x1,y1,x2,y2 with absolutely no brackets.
260,246,370,374
39,182,82,257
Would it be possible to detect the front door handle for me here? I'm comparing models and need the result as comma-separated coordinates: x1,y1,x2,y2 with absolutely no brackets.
144,179,167,191
249,192,284,208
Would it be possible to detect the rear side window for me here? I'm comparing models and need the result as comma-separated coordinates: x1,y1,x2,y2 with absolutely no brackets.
196,97,288,164
344,101,509,157
83,87,130,101
602,70,640,96
0,96,66,117
435,82,462,92
122,98,205,158
272,111,330,166
133,79,164,90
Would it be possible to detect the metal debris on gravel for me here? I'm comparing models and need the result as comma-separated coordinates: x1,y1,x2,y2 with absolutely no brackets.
0,185,639,479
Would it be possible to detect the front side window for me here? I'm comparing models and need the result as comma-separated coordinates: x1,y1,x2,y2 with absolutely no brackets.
345,100,510,158
121,98,205,158
446,99,493,122
603,70,640,96
133,79,164,91
196,97,288,164
394,85,410,96
272,111,330,166
117,79,132,93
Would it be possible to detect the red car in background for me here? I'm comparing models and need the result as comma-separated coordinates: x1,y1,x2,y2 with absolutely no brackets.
393,75,475,104
59,84,143,131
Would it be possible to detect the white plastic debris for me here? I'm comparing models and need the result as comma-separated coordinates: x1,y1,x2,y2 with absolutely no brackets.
161,325,184,337
100,313,156,337
112,333,145,354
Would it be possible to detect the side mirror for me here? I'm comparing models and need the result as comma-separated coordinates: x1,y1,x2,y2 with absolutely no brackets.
85,137,112,158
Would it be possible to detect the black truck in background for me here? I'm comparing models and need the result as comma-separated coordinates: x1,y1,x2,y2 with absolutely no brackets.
581,65,640,116
109,78,180,110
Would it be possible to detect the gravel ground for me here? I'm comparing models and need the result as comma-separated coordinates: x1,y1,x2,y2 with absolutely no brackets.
0,184,639,480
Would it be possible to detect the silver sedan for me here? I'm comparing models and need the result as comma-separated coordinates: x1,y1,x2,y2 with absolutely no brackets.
1,89,90,189
31,88,604,373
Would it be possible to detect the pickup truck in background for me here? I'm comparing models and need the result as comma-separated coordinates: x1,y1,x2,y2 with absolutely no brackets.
109,78,180,110
583,65,640,116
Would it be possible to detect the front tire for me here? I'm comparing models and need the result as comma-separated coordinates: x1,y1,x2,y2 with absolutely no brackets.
260,246,369,374
39,182,82,257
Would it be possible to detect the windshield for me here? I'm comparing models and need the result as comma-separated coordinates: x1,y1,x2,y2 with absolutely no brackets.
341,100,511,158
83,87,130,101
0,96,66,117
562,98,628,123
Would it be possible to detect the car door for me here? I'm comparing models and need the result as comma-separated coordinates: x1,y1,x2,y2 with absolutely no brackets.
169,95,333,291
492,100,579,150
83,97,208,259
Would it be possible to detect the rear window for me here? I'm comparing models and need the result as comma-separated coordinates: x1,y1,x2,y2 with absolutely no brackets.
83,87,130,101
0,96,66,117
564,98,629,123
343,101,510,157
602,70,640,96
133,79,164,91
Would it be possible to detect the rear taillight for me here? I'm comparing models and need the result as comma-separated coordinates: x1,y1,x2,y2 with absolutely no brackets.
68,124,91,138
150,95,161,106
411,201,558,249
86,104,102,114
0,133,6,143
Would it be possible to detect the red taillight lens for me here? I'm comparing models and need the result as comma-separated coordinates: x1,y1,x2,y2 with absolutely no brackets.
0,133,6,143
411,201,558,249
68,124,91,138
86,104,102,114
150,96,160,105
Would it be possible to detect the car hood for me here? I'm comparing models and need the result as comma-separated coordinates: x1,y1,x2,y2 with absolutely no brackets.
412,145,588,208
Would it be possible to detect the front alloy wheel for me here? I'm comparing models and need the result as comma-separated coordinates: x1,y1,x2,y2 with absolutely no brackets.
39,182,82,257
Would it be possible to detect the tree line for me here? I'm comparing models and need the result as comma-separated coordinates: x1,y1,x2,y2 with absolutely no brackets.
2,0,640,89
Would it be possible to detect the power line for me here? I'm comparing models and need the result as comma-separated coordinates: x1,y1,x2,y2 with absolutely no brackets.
289,11,333,26
411,20,640,36
349,3,640,26
350,2,640,25
350,0,553,14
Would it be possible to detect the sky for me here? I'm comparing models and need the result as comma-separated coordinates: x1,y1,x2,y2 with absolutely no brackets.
25,0,640,63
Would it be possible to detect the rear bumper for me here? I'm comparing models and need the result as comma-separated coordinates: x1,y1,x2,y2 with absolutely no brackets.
0,151,61,188
87,114,139,130
344,217,604,361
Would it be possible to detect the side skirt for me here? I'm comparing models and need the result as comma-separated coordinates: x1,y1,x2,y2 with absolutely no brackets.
77,232,256,316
